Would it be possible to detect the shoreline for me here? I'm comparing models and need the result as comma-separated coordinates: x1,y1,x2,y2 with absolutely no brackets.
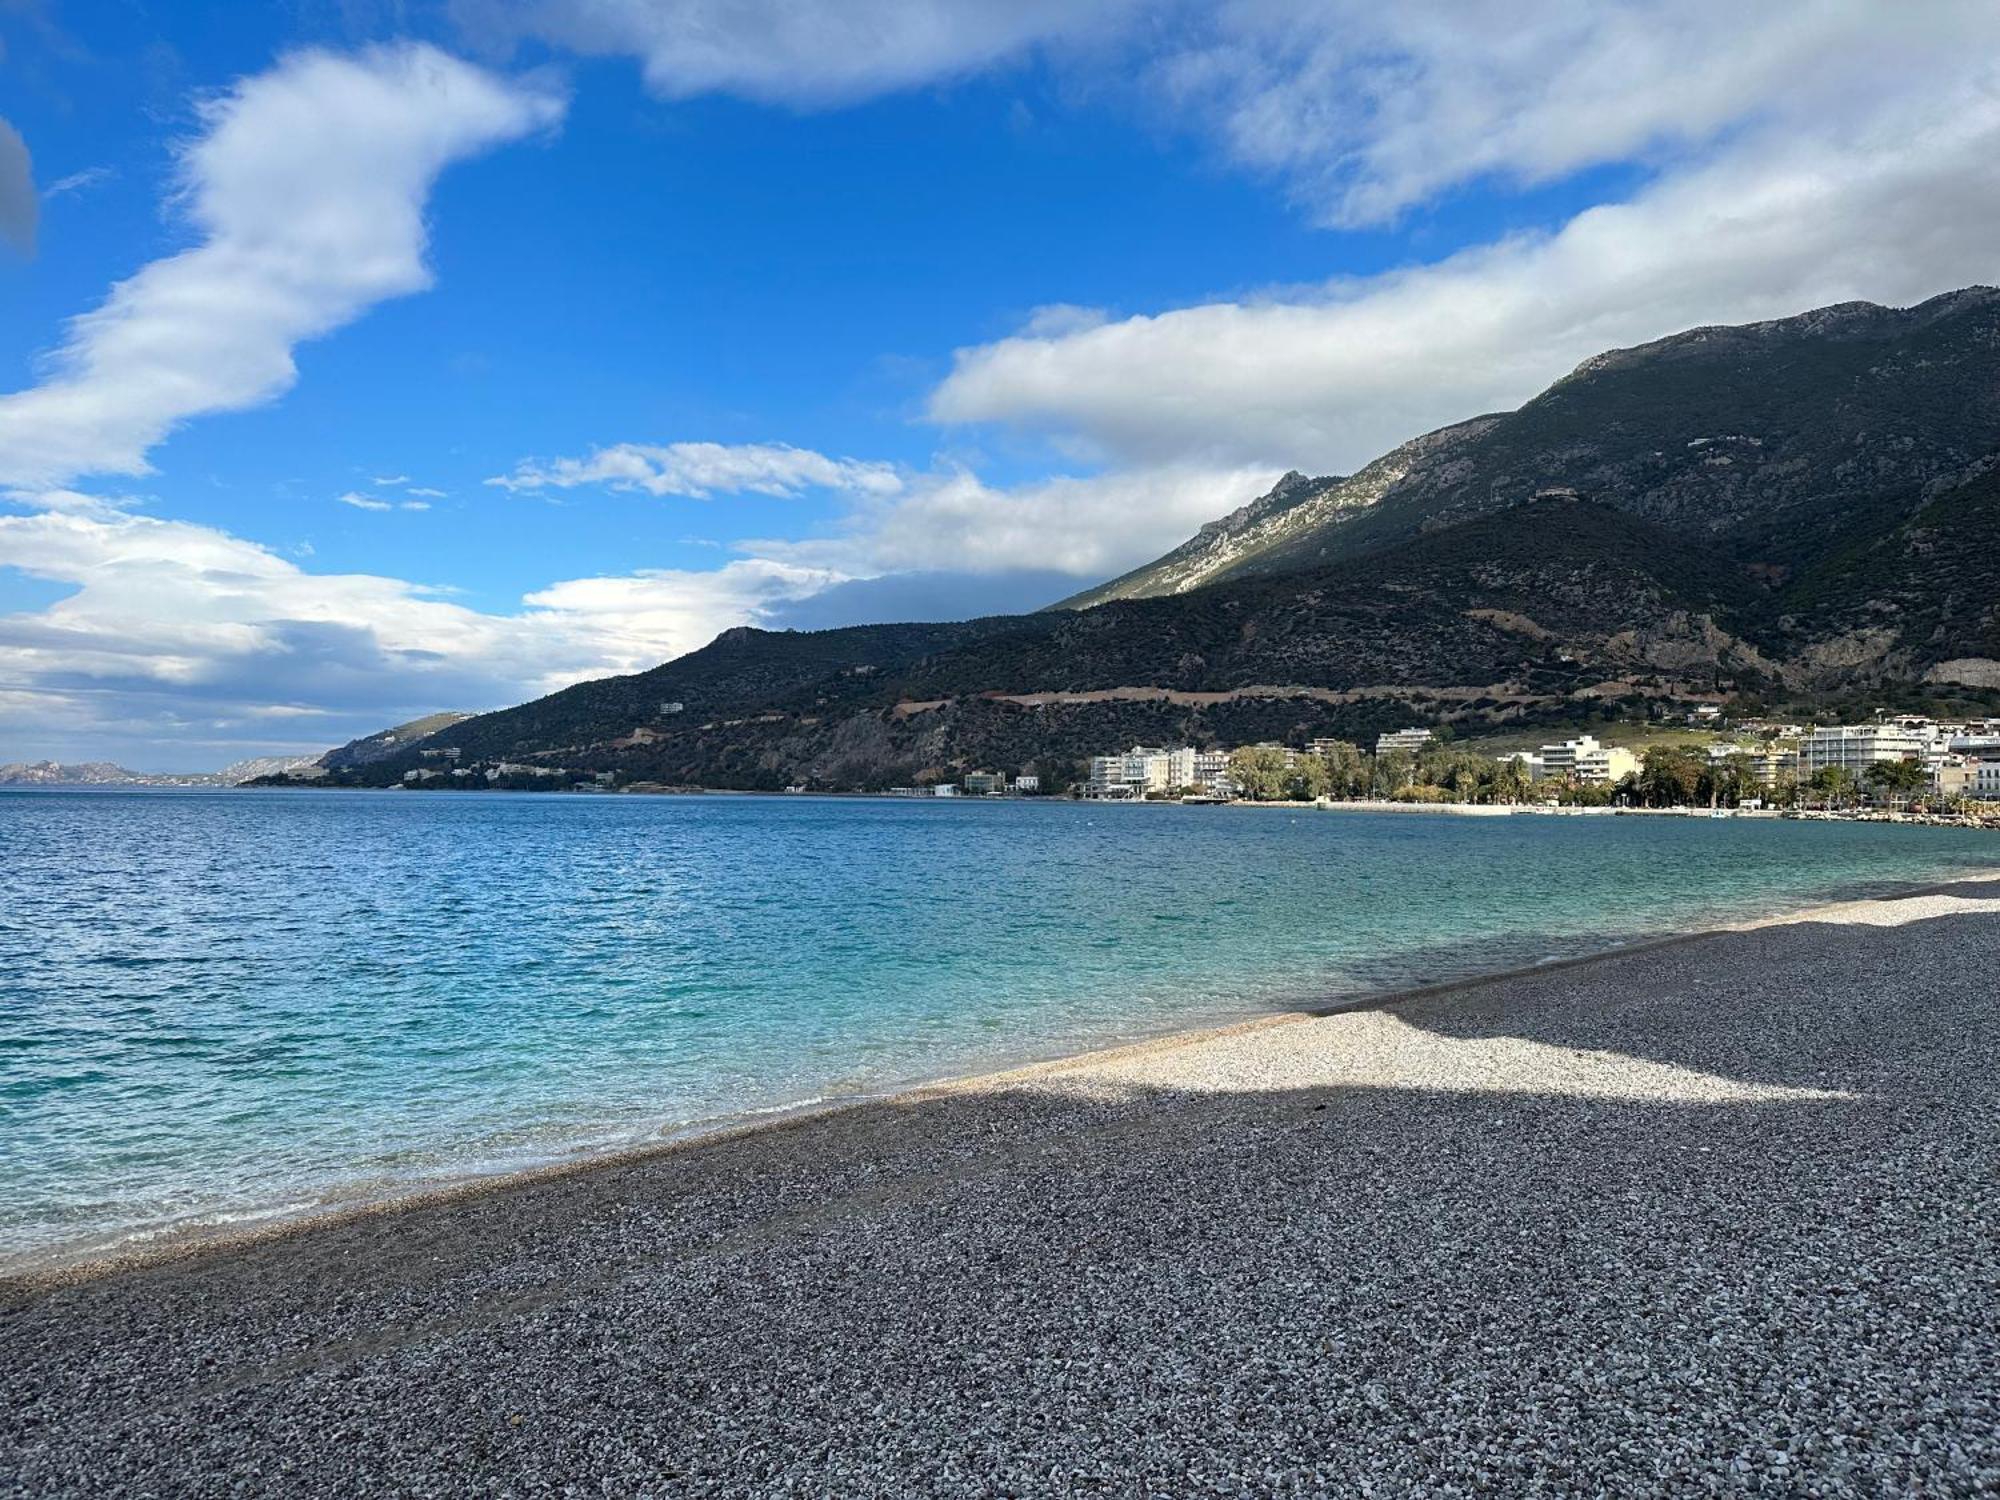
10,860,1998,1298
233,780,2000,831
7,872,1997,1491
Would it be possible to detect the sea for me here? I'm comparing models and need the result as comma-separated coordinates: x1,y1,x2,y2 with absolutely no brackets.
2,787,1994,1268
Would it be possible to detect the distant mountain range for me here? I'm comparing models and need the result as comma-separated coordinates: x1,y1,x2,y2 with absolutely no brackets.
261,289,1999,792
4,714,476,788
0,754,321,788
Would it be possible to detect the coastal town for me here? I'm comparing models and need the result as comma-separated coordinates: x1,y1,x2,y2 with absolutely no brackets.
877,711,2000,824
361,707,2000,825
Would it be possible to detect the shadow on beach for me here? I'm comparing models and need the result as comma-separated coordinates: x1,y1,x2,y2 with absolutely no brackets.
2,889,1995,1495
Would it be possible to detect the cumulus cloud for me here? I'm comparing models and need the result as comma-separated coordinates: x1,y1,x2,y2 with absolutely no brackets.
0,45,563,490
458,0,1129,105
489,441,906,500
0,508,840,765
932,72,2000,471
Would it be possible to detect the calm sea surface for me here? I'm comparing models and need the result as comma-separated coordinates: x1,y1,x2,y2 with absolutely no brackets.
3,788,1994,1265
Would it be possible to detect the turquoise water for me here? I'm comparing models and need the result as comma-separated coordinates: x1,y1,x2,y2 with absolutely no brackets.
2,788,1995,1265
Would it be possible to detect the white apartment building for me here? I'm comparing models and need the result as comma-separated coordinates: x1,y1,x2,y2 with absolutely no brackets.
1532,735,1641,786
1190,749,1233,791
1087,746,1178,799
1088,745,1233,798
1968,753,2000,800
1800,724,1929,775
1012,774,1040,794
1375,727,1436,755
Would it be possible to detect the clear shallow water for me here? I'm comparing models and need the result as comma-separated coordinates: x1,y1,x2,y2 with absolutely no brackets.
2,788,1994,1265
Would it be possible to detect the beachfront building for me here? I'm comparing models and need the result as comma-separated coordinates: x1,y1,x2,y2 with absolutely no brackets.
1012,774,1040,794
1087,745,1216,798
1537,735,1640,786
1088,747,1171,799
932,784,960,798
1498,750,1545,781
1932,756,1976,800
1974,757,2000,800
962,771,1007,796
1800,724,1929,776
1375,727,1436,756
1190,749,1233,793
1707,743,1798,787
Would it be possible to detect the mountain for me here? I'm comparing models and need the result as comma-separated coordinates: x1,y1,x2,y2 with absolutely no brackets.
315,712,474,770
272,291,2000,793
0,754,321,787
216,754,324,783
1055,415,1499,610
1075,287,2000,603
0,761,187,787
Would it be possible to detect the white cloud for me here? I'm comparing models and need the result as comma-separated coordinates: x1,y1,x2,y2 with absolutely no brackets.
931,73,2000,472
407,486,448,498
336,491,431,513
747,463,1276,579
43,165,115,199
372,473,412,486
489,441,906,500
4,486,130,517
1149,1,1999,227
0,45,563,490
460,0,1129,105
0,508,840,765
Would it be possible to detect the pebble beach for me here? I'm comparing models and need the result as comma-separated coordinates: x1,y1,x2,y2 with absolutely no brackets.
4,874,1997,1496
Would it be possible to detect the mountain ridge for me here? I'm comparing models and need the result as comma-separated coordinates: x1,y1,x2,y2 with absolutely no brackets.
1071,287,2000,605
262,289,2000,793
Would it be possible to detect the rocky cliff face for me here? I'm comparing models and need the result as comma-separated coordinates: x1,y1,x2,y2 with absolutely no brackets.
1056,415,1503,608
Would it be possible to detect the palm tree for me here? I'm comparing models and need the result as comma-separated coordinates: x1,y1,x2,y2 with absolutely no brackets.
1490,757,1531,805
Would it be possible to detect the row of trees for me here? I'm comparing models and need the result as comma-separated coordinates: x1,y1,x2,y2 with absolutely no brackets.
1224,740,1947,810
1225,741,1544,805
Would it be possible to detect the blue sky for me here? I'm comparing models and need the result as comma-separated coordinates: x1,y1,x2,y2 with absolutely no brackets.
2,2,1997,767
